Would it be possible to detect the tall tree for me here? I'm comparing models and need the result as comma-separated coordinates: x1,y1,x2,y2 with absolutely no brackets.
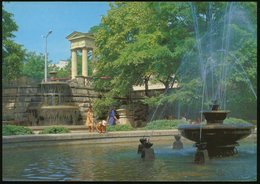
93,2,194,97
2,7,25,81
92,2,256,119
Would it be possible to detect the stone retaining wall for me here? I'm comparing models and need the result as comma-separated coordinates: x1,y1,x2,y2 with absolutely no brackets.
2,77,101,125
2,76,153,126
2,85,39,122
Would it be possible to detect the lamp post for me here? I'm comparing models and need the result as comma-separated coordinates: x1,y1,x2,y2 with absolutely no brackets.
43,30,52,82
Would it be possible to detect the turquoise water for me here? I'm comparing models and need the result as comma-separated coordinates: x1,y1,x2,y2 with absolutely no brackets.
3,137,256,181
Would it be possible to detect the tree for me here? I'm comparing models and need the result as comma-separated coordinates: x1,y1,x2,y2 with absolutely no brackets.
22,51,49,81
93,2,194,98
92,2,256,120
167,2,257,119
2,7,25,81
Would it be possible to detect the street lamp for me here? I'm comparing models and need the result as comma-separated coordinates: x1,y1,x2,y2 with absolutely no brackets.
43,30,52,82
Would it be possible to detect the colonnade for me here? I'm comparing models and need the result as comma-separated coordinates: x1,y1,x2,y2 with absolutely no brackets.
67,31,96,79
71,47,94,79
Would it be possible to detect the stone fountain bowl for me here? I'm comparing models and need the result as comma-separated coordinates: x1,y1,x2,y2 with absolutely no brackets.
178,123,254,145
202,110,230,124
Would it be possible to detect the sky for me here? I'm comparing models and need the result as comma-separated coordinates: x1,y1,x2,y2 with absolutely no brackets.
3,1,110,64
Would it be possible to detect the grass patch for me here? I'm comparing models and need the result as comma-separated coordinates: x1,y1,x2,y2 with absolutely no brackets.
3,125,34,136
39,126,70,134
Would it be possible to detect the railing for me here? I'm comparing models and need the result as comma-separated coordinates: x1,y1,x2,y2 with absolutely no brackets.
48,77,70,82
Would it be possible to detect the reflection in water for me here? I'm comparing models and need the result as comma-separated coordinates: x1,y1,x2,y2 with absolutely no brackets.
3,138,256,181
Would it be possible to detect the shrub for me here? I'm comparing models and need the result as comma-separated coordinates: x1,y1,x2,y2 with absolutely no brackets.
3,125,34,136
141,119,189,130
106,124,135,131
247,120,257,125
39,126,70,134
224,117,252,125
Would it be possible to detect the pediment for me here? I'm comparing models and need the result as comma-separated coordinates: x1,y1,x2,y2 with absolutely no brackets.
66,31,94,41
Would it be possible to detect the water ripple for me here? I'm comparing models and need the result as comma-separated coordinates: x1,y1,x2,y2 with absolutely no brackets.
3,139,257,181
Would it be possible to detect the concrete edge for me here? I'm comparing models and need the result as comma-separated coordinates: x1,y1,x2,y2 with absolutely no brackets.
3,129,256,148
3,130,179,144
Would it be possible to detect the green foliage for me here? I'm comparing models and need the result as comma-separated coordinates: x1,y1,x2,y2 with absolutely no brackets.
89,24,104,34
2,125,34,136
93,2,194,109
49,61,70,78
3,39,26,81
247,120,257,125
2,8,18,40
39,126,70,134
144,79,201,107
224,117,252,125
106,124,135,131
22,52,45,80
93,97,119,119
2,6,26,81
141,119,189,130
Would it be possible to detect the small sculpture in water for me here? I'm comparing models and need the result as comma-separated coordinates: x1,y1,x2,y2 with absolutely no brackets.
172,134,183,150
137,137,155,160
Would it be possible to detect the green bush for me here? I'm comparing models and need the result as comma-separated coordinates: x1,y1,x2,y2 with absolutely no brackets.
106,124,135,131
224,117,252,125
247,120,257,125
3,125,34,136
141,119,189,130
39,126,70,134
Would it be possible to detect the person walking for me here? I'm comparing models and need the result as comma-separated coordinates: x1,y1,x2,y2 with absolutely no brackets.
86,105,94,132
107,107,118,126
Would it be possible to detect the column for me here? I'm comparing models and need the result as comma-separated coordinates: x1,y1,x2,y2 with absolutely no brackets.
71,49,77,79
82,48,88,77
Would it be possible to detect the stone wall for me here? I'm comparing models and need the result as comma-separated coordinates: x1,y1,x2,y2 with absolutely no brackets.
2,76,155,127
2,85,39,123
68,76,101,124
2,76,101,126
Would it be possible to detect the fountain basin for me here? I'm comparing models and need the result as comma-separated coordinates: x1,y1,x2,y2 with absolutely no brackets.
178,122,254,157
178,123,254,144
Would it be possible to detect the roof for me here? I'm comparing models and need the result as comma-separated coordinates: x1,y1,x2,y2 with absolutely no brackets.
66,31,94,41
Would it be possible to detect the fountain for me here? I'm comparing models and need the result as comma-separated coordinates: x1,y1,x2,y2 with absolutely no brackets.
173,3,256,163
178,100,254,161
27,75,81,126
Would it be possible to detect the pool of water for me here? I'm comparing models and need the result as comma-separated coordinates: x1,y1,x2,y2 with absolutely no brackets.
3,137,256,181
